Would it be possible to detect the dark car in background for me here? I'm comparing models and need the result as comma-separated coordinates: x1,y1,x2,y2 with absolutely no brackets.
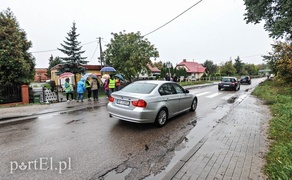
218,77,240,91
240,76,251,84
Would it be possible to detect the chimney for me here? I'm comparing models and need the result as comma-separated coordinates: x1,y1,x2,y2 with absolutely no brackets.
183,59,186,62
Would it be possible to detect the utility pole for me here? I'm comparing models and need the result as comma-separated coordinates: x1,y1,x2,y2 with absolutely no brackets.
98,37,104,67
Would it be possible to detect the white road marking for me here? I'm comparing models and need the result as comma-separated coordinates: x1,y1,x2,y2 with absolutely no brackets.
206,92,222,98
196,92,211,96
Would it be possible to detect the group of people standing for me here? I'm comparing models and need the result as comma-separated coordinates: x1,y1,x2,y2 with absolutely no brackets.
165,73,178,82
64,74,122,102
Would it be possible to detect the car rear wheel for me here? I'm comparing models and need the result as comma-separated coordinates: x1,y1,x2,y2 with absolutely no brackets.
155,108,168,127
190,97,198,111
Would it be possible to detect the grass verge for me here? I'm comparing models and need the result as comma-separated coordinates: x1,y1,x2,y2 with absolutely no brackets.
252,79,292,179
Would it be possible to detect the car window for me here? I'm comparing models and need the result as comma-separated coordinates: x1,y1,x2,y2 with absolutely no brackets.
222,78,232,82
121,82,157,94
172,83,184,94
159,84,176,96
222,78,237,82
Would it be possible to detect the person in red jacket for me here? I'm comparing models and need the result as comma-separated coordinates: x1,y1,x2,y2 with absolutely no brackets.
115,77,121,91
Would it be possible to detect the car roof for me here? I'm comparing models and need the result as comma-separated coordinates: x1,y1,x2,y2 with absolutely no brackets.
133,80,176,85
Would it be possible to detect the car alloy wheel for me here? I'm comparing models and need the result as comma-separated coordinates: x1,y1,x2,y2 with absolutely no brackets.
190,97,198,111
155,108,167,127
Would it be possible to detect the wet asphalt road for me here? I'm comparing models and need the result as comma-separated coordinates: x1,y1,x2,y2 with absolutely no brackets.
0,78,265,180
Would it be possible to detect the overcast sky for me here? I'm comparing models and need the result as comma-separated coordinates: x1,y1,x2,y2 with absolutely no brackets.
2,0,274,68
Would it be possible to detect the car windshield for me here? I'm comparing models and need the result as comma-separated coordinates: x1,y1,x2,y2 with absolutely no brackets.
221,78,233,82
121,82,157,94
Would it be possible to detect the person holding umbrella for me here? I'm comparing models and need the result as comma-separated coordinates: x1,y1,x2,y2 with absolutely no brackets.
85,77,92,100
114,74,124,91
90,75,100,101
65,78,74,102
115,77,121,91
103,77,110,98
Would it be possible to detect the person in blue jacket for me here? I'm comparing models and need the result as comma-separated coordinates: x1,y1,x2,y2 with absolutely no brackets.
76,78,86,102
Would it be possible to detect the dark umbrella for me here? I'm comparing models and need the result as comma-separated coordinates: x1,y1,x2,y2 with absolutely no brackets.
114,74,124,81
100,66,116,72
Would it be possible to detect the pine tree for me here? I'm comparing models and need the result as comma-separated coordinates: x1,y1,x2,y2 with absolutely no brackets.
0,8,35,85
57,22,88,86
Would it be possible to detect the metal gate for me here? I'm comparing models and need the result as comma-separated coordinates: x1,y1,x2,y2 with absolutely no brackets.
0,85,22,104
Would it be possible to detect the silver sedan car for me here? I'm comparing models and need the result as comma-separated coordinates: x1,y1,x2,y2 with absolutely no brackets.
107,80,198,127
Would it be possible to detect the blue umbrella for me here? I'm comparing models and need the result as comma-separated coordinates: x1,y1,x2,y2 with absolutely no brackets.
100,66,116,72
114,74,124,81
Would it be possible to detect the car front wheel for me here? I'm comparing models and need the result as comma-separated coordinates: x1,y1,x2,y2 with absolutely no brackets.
155,108,168,127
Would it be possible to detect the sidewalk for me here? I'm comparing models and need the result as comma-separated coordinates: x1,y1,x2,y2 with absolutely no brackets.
164,93,271,179
0,97,109,123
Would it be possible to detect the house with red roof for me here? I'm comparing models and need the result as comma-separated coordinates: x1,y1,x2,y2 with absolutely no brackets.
176,59,206,80
138,64,161,79
34,68,50,82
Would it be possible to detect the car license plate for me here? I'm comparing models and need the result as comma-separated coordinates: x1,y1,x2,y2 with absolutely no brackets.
116,99,130,106
224,85,229,87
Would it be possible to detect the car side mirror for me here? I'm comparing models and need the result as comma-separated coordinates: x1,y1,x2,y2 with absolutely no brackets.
184,89,189,93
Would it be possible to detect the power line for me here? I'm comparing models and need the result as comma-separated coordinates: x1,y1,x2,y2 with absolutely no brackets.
142,0,203,37
88,42,99,63
241,53,269,58
31,40,98,54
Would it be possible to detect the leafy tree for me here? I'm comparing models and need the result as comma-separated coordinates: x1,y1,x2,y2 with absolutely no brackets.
47,55,62,78
57,22,88,86
243,0,292,39
0,8,35,85
103,31,159,81
234,56,244,75
203,60,218,75
264,39,292,82
256,63,270,70
220,60,236,76
153,61,163,70
244,63,258,75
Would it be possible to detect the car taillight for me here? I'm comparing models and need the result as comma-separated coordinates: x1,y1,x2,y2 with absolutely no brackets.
109,96,114,102
132,100,147,108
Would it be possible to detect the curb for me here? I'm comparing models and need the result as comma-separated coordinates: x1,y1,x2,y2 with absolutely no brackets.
0,100,108,125
0,116,38,125
162,134,210,180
